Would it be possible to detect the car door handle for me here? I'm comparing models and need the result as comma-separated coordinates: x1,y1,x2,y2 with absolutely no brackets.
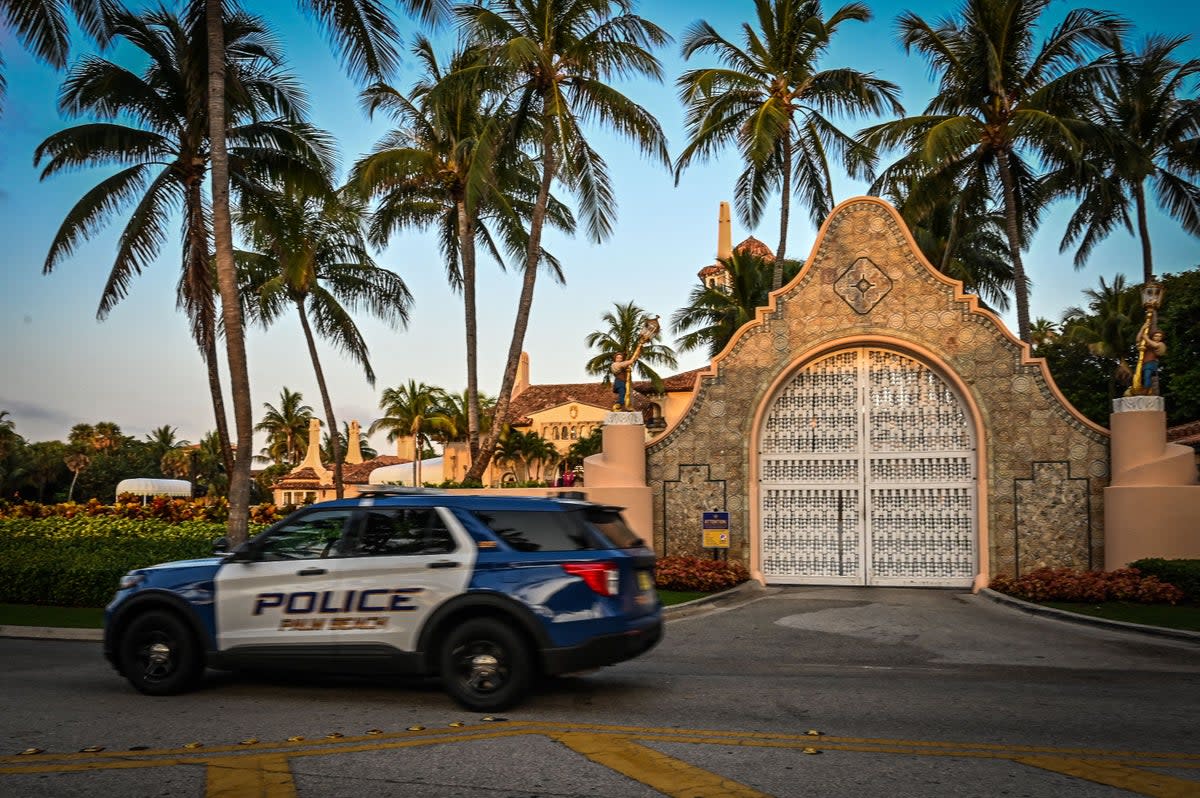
297,567,327,576
427,561,459,569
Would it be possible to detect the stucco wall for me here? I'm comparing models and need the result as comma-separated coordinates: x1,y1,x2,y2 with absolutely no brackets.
647,197,1110,579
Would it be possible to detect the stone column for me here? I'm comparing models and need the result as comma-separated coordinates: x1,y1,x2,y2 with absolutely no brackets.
345,420,363,465
1105,396,1200,568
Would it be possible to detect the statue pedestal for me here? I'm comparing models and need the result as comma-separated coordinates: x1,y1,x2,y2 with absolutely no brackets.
1104,396,1200,569
578,413,652,548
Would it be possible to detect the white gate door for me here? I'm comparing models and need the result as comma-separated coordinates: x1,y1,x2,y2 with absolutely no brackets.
759,348,977,587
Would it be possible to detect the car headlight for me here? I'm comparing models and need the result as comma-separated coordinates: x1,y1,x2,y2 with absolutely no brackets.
119,572,145,590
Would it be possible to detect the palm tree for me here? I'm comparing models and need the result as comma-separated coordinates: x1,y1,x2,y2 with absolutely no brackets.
456,0,670,483
0,0,113,113
566,426,602,468
1029,317,1059,349
237,184,412,498
1061,274,1142,396
1051,35,1200,283
520,430,558,483
871,153,1015,311
492,425,527,484
352,37,576,466
436,389,497,444
585,301,677,391
672,249,801,357
675,0,903,288
194,0,444,543
145,425,189,475
64,452,89,501
371,380,454,488
859,0,1126,342
35,6,330,482
255,387,314,467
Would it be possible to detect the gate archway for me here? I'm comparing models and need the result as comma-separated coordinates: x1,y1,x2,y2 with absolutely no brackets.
758,347,977,586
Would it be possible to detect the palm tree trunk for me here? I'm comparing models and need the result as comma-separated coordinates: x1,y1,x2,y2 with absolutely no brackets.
185,173,235,479
997,150,1031,342
466,122,557,483
207,0,252,542
297,302,343,499
457,199,481,463
1133,182,1155,284
774,137,792,290
940,200,961,273
67,469,79,502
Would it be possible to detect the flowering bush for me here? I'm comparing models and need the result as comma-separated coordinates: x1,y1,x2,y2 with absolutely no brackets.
0,497,283,524
989,567,1184,605
655,556,750,592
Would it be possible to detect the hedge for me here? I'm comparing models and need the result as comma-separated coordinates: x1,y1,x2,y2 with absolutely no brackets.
988,567,1185,605
655,556,750,592
0,517,266,607
1129,559,1200,604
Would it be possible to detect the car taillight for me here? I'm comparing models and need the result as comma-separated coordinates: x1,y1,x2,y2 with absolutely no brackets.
562,562,620,596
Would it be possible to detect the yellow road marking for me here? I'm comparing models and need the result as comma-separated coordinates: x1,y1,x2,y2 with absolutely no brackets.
552,731,772,798
2,723,1197,798
1016,756,1200,798
206,755,296,798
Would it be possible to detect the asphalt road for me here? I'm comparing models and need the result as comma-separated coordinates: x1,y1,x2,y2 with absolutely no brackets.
2,587,1198,797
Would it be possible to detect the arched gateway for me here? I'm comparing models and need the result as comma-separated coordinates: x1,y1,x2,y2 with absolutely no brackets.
760,347,976,586
647,197,1110,587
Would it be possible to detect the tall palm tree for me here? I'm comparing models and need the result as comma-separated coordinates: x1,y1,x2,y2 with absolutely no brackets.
1051,35,1200,283
672,250,801,357
456,0,670,483
1061,274,1142,396
370,380,454,488
237,184,412,498
860,0,1126,342
195,0,442,544
871,153,1015,310
0,0,113,113
1029,317,1059,349
35,6,329,482
584,301,677,390
145,425,189,474
675,0,902,288
255,387,313,467
435,389,497,443
520,430,558,483
350,37,569,465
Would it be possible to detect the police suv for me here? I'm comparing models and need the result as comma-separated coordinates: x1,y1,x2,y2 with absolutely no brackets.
103,489,662,711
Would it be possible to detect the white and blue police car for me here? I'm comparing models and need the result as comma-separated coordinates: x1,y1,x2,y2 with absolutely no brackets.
103,488,662,711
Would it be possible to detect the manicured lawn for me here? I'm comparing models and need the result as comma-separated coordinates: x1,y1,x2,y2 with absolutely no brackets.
657,589,709,606
0,604,105,628
1041,601,1200,632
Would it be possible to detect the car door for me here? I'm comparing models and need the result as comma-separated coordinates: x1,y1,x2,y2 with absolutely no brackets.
325,503,477,655
214,507,356,653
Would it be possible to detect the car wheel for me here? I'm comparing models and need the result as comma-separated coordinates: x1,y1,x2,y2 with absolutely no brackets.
118,610,203,696
439,618,531,712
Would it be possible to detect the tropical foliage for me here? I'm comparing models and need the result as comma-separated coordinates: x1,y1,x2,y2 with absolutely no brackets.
585,301,678,391
675,0,902,286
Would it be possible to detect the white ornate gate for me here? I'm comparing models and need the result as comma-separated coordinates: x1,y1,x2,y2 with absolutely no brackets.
759,348,977,586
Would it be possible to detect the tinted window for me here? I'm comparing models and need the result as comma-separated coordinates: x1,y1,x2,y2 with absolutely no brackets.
471,509,602,552
345,508,455,556
258,510,350,560
586,508,645,549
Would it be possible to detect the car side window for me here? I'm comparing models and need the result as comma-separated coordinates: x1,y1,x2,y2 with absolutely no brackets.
257,510,351,560
344,508,456,556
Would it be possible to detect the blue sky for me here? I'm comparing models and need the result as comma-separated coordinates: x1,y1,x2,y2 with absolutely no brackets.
1,0,1196,453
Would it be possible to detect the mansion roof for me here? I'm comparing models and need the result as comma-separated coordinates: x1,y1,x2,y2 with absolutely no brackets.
272,454,411,490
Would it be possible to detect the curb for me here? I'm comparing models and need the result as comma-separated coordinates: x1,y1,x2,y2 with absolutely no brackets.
978,588,1200,644
0,625,103,641
664,580,775,620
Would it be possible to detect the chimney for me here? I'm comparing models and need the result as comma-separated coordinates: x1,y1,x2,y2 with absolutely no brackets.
345,419,363,464
717,201,732,260
512,351,531,398
298,418,331,481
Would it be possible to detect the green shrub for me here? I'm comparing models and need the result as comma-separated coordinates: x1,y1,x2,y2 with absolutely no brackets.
989,567,1184,605
1128,559,1200,603
0,516,267,607
655,556,750,592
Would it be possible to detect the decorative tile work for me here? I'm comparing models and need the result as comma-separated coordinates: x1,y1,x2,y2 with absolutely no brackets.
660,464,730,558
647,198,1109,581
835,257,893,314
1015,462,1091,573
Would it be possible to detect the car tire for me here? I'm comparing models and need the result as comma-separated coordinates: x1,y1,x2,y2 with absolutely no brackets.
439,618,531,712
118,610,203,696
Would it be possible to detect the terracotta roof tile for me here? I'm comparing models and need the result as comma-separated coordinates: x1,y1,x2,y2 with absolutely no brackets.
735,236,775,261
507,382,618,422
1167,421,1200,446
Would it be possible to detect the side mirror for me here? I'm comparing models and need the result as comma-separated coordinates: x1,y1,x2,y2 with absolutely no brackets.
212,536,231,555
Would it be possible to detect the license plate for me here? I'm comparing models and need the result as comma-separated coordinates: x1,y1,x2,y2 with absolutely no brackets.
637,571,653,591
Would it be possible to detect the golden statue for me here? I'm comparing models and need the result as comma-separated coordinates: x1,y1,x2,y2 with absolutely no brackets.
1130,280,1166,395
610,315,660,411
